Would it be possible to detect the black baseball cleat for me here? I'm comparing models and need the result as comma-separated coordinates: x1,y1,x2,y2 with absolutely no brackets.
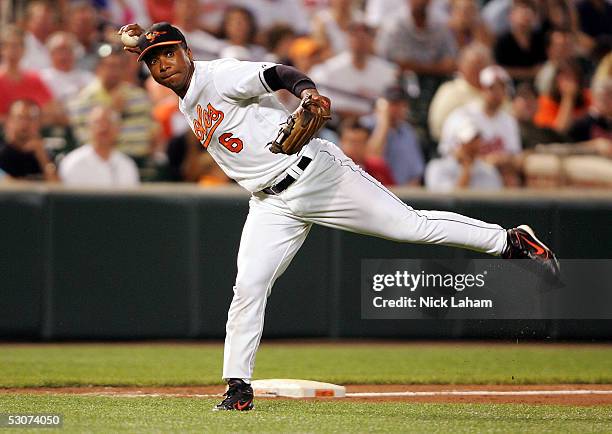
213,379,254,411
502,225,561,283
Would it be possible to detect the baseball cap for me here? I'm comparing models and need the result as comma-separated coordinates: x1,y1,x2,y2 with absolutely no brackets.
137,22,186,62
479,65,511,88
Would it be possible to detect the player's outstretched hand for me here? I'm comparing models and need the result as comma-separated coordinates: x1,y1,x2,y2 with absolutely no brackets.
117,24,145,54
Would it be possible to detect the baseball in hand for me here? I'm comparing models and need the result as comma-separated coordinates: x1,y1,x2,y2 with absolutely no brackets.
121,31,140,48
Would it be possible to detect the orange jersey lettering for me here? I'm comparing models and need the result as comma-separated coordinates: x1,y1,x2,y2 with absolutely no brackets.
193,103,224,149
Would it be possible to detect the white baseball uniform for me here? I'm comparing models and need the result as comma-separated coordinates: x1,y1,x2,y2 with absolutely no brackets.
179,59,508,381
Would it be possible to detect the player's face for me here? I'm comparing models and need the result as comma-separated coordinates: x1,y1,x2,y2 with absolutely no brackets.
145,45,193,94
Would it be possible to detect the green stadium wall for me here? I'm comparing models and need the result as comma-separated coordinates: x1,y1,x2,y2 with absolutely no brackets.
1,185,611,340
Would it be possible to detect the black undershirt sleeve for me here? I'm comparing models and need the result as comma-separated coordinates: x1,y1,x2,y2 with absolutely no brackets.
263,65,316,98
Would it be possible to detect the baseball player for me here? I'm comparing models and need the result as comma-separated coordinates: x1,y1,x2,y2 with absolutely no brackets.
119,22,560,411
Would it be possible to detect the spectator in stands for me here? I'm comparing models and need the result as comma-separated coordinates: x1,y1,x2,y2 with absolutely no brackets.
562,78,612,186
377,0,457,76
493,0,546,80
365,0,450,30
534,60,591,133
310,21,398,117
521,80,611,187
218,6,266,61
166,130,230,185
377,0,457,129
198,0,231,34
312,0,362,56
59,106,139,187
69,44,155,165
67,2,101,72
0,100,57,181
147,76,189,142
569,78,612,143
545,0,578,32
339,118,395,185
365,87,425,186
145,0,174,23
260,25,300,109
447,0,493,49
428,43,493,141
0,25,52,121
231,0,311,35
35,32,87,159
512,82,565,149
174,0,226,61
99,0,152,29
535,30,577,96
439,65,522,186
167,130,204,182
542,0,596,56
426,122,503,191
576,0,612,43
40,32,95,103
21,1,54,70
482,0,512,37
263,25,296,64
287,37,323,74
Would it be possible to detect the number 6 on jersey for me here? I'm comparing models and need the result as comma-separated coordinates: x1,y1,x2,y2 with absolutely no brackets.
219,133,244,153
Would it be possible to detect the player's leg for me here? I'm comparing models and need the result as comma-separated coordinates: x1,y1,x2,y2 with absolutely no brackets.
288,142,559,277
289,144,506,255
215,195,311,411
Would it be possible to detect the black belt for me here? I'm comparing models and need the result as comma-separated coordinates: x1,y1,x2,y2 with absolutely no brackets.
262,156,312,195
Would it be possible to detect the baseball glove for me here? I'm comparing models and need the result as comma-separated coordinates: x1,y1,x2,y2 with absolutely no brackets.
268,94,331,155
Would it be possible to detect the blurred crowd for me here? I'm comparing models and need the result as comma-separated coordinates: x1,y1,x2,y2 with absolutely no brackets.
0,0,610,189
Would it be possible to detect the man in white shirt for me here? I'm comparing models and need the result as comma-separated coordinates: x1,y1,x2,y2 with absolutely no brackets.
59,106,139,187
439,65,522,186
20,1,53,70
426,121,503,191
309,21,398,116
40,32,95,103
428,43,492,141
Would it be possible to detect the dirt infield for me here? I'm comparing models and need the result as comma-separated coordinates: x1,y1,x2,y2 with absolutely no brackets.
2,384,611,406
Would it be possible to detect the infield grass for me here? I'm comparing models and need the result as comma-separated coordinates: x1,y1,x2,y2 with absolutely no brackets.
1,394,611,433
1,342,611,387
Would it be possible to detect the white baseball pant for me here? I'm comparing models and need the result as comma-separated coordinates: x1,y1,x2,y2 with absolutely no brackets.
222,139,507,380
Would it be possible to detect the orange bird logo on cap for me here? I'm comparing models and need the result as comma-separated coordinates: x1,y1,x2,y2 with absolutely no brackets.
145,31,167,42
